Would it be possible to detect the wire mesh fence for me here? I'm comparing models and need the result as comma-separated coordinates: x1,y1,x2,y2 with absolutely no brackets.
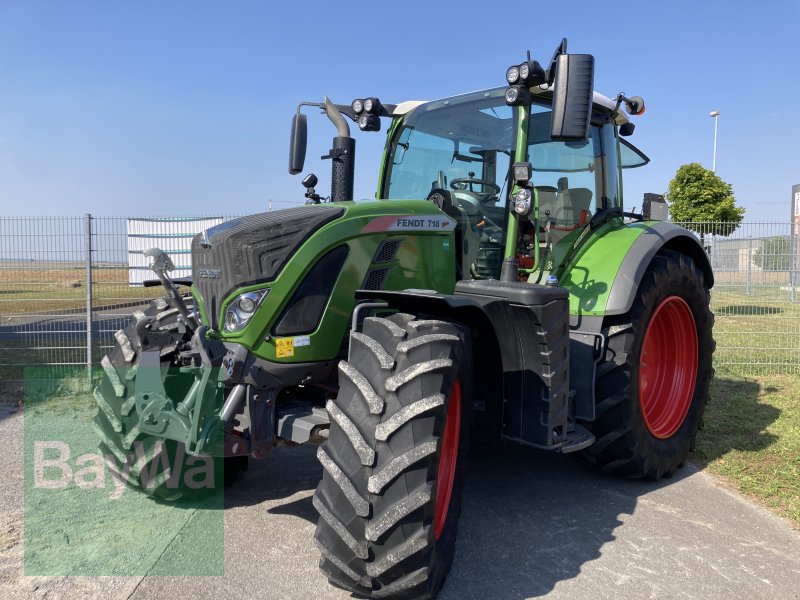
0,216,798,383
673,221,800,375
0,215,241,383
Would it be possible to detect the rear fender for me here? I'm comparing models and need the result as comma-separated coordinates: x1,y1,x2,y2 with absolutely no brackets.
561,221,712,317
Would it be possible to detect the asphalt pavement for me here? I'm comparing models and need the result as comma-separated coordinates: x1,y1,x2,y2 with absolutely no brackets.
1,404,799,600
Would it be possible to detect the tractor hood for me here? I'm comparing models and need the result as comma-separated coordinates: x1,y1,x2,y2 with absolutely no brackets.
191,205,344,329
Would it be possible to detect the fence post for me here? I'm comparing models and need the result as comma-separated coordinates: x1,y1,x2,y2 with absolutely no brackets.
791,223,798,304
746,235,753,295
85,213,93,385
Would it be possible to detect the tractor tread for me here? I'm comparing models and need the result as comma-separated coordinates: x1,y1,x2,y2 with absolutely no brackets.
367,441,438,494
375,394,444,442
313,493,369,559
317,447,369,517
338,361,384,415
351,331,395,370
365,486,431,542
316,541,371,588
385,358,453,392
93,387,123,433
114,329,136,362
101,356,125,397
366,527,429,578
325,400,375,466
373,568,429,599
396,334,459,354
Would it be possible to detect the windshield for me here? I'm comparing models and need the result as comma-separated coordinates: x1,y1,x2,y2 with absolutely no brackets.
383,88,513,202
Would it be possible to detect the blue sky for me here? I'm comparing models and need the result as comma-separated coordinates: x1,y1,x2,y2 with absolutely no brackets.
0,1,798,221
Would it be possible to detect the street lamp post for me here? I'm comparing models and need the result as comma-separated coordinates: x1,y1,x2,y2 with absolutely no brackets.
709,109,720,172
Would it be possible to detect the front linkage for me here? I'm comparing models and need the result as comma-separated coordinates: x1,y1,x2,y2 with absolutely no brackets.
94,248,329,498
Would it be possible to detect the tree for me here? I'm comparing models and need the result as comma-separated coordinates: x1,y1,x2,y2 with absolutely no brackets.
665,163,745,237
753,236,790,271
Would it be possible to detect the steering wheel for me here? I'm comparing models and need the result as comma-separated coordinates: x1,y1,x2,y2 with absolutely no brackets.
449,178,501,196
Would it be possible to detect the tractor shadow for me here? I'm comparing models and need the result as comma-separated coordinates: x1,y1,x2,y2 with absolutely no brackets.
223,444,321,518
690,376,778,468
222,376,776,599
439,445,673,599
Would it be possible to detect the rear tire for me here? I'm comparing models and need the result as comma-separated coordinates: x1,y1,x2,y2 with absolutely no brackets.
579,250,714,480
314,314,471,599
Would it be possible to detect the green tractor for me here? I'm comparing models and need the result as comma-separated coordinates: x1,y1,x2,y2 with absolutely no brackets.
94,40,714,599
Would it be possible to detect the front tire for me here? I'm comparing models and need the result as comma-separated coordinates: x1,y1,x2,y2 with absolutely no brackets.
579,250,714,479
314,313,472,599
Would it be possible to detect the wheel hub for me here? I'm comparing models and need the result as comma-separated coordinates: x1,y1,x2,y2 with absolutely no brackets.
638,296,698,439
434,379,461,540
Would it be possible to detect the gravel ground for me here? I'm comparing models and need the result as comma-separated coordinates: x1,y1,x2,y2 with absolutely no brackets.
2,402,799,600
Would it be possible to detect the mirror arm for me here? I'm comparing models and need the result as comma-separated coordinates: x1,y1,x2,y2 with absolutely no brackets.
545,37,568,84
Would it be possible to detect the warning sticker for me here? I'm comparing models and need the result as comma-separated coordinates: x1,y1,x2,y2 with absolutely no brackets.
293,335,311,347
362,215,457,234
275,337,294,358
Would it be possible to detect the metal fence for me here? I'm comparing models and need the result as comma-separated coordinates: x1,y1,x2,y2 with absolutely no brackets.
675,221,800,375
1,216,798,383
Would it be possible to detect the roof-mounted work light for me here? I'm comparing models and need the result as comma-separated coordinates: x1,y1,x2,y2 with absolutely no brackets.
504,85,530,106
358,114,380,132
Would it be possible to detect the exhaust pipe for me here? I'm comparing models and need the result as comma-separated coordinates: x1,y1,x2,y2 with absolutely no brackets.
323,97,355,203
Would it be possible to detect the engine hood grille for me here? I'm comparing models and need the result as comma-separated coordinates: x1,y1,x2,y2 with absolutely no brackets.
192,205,344,329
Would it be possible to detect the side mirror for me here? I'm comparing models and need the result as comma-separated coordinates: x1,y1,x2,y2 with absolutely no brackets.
550,53,594,141
289,113,308,175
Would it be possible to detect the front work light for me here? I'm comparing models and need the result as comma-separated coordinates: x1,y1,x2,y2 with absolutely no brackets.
518,60,545,86
506,65,520,85
513,187,533,216
223,289,270,332
358,114,381,132
512,162,533,184
505,85,530,106
351,99,364,115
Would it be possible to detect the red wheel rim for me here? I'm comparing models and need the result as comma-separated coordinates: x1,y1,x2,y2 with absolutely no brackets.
434,379,461,540
639,296,698,439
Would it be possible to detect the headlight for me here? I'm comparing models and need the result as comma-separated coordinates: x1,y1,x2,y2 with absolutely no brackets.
223,289,270,332
351,99,364,114
364,97,374,113
519,62,530,81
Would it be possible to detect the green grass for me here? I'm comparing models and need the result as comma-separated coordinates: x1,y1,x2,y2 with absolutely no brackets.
0,264,187,315
692,374,800,528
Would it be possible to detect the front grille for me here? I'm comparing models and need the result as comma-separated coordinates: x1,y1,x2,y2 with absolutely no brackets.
193,206,344,329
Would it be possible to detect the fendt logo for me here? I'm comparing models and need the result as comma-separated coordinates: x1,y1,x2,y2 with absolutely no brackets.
198,268,222,279
361,215,457,233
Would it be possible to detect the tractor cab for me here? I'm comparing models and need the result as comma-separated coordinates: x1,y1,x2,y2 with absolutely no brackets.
381,85,648,281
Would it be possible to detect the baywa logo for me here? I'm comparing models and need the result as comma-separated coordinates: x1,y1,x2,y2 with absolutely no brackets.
33,439,215,499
